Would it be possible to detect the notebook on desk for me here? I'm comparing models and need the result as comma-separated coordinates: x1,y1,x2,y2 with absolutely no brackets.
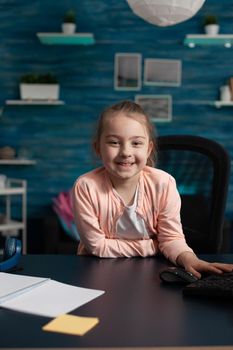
0,272,105,317
183,272,233,298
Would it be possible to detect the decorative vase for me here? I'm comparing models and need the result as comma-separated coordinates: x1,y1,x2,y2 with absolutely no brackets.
220,85,231,102
20,84,60,100
62,23,76,34
204,24,219,35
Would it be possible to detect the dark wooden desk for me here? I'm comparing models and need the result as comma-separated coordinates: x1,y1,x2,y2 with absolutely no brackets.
0,254,233,348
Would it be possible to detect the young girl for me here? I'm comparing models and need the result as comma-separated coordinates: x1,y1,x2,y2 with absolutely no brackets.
72,100,233,278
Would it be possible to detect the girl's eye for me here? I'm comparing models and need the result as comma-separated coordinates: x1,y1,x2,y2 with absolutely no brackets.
132,141,143,146
108,140,120,145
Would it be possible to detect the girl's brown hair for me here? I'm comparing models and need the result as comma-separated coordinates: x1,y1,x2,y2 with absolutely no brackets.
93,100,157,167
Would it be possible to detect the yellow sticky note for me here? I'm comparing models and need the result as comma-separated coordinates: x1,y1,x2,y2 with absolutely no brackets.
42,314,99,336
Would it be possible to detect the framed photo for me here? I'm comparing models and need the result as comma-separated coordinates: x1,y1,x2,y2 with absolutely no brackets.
144,59,181,86
135,95,172,122
114,53,142,90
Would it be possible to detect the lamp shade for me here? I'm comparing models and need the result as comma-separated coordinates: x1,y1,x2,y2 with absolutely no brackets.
126,0,206,27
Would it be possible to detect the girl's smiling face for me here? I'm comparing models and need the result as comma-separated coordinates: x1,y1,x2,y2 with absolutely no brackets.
96,112,153,187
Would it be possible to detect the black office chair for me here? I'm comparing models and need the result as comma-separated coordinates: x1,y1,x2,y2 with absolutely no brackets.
156,135,231,254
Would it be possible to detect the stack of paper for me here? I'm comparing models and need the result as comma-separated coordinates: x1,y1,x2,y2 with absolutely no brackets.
0,272,104,318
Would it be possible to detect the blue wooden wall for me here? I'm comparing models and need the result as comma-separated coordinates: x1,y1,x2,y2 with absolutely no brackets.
0,0,233,247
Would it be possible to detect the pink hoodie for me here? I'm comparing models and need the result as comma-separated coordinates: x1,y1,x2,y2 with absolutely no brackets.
72,166,193,263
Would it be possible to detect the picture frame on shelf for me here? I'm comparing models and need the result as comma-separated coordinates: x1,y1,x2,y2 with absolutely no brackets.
143,59,182,86
135,94,172,122
114,53,142,91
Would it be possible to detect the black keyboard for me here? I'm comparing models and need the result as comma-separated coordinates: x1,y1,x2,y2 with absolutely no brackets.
183,272,233,298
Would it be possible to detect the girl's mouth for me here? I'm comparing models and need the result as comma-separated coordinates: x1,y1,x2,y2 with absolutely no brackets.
117,162,134,167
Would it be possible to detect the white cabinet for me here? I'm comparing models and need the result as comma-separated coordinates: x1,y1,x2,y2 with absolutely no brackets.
0,179,27,254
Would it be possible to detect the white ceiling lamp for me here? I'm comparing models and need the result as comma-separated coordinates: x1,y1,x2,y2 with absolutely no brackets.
126,0,206,27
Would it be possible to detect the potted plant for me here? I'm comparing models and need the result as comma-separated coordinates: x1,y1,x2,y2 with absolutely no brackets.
20,73,60,100
62,9,76,34
203,15,219,35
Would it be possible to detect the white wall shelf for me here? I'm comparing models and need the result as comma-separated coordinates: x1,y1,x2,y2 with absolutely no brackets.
184,34,233,48
0,179,27,254
213,101,233,108
6,100,65,105
0,159,36,165
37,32,95,45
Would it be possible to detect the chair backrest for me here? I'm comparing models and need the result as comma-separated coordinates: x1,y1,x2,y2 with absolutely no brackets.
157,135,231,253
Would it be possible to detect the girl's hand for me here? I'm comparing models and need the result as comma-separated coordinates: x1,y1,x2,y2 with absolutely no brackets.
176,251,233,279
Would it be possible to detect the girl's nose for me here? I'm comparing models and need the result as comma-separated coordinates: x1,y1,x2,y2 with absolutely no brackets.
120,144,132,157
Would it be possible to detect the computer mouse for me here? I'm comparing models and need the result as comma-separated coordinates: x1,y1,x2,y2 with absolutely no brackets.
159,267,199,285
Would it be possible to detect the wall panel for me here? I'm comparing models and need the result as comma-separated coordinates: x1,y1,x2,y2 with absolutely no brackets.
0,0,232,248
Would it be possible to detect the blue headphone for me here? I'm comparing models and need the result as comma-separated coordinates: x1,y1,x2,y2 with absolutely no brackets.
0,238,22,272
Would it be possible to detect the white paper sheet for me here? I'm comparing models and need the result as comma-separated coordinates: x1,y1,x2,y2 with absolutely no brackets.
0,272,49,303
0,274,104,318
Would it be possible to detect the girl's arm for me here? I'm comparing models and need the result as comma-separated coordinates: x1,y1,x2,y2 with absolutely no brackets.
156,176,233,275
156,176,194,264
72,182,157,258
